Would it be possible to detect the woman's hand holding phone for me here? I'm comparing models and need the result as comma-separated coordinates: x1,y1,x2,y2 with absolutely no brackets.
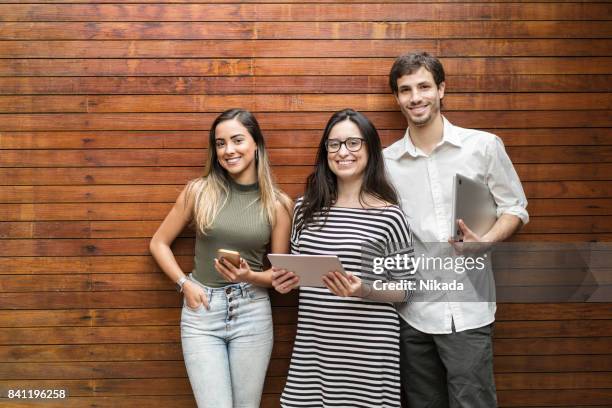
323,271,363,297
215,256,254,283
182,280,209,310
271,267,300,293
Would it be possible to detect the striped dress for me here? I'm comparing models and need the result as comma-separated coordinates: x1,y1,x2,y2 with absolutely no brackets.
280,198,414,408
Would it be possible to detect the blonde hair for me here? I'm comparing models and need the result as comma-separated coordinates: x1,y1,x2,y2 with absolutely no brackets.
185,109,291,234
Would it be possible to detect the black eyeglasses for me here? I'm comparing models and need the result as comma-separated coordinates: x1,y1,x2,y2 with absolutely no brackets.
325,137,365,153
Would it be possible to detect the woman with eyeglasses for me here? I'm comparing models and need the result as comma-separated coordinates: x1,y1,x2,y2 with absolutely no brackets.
272,109,414,408
149,109,293,408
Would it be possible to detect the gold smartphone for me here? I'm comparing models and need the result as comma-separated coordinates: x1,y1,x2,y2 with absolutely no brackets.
217,249,241,268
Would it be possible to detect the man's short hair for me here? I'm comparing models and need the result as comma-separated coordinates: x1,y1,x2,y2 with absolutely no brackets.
389,52,445,95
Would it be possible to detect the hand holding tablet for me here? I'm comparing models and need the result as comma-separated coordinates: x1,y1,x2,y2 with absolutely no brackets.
268,254,347,288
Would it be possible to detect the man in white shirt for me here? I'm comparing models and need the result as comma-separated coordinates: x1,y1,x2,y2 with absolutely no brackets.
384,52,529,407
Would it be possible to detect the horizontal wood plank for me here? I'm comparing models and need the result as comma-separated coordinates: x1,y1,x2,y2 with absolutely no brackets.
0,288,298,307
2,75,610,95
0,321,609,342
1,199,610,223
497,389,612,407
2,181,611,205
2,39,611,58
0,304,608,326
2,129,611,149
3,58,612,76
1,355,611,379
0,255,185,274
2,147,611,168
2,4,608,22
0,396,198,408
1,337,610,366
1,373,611,399
0,326,297,345
1,216,611,238
2,93,611,113
1,112,611,132
494,337,612,356
1,22,610,40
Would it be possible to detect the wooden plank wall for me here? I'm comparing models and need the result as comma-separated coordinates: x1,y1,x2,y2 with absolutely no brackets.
0,1,611,407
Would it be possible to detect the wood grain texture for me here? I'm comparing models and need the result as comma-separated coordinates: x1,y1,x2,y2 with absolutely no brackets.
1,22,611,40
3,40,612,58
2,75,611,94
0,2,610,408
1,93,611,113
2,4,609,22
1,164,612,186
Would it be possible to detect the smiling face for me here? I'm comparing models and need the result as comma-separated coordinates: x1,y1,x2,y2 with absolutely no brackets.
394,66,445,127
326,119,368,183
214,119,258,184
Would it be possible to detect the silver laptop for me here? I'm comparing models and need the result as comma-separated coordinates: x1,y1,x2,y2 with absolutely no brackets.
451,173,497,241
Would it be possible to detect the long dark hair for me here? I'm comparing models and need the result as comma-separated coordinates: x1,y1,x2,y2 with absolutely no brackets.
299,108,399,230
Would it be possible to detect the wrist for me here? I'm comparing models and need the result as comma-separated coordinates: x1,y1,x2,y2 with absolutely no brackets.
242,268,257,283
480,234,496,244
175,275,189,292
360,282,373,298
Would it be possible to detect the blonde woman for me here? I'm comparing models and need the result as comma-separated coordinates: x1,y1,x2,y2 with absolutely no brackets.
150,109,292,408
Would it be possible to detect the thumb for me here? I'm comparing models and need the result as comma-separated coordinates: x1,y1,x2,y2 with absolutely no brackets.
200,292,210,309
458,219,474,235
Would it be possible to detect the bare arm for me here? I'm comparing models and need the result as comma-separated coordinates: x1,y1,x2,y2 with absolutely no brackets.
149,185,208,308
149,185,193,285
482,213,523,243
248,199,293,287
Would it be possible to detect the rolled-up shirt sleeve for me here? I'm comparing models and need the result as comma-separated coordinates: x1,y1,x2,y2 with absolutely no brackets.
486,136,529,225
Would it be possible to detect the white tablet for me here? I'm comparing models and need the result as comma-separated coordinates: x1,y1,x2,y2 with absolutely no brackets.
267,254,346,287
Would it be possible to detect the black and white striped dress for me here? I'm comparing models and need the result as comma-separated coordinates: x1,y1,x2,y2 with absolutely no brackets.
280,198,414,408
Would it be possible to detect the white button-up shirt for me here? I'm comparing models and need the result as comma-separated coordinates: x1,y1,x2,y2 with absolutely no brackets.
384,117,529,334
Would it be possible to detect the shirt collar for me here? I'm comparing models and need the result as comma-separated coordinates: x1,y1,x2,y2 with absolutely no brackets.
391,116,462,160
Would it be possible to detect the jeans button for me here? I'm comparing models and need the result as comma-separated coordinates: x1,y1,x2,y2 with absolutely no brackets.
228,306,234,312
228,297,233,303
225,287,231,295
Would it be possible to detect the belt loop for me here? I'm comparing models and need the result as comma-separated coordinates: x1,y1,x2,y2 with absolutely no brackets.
240,282,249,299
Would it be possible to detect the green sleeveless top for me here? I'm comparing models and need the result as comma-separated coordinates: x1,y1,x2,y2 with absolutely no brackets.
192,180,271,288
